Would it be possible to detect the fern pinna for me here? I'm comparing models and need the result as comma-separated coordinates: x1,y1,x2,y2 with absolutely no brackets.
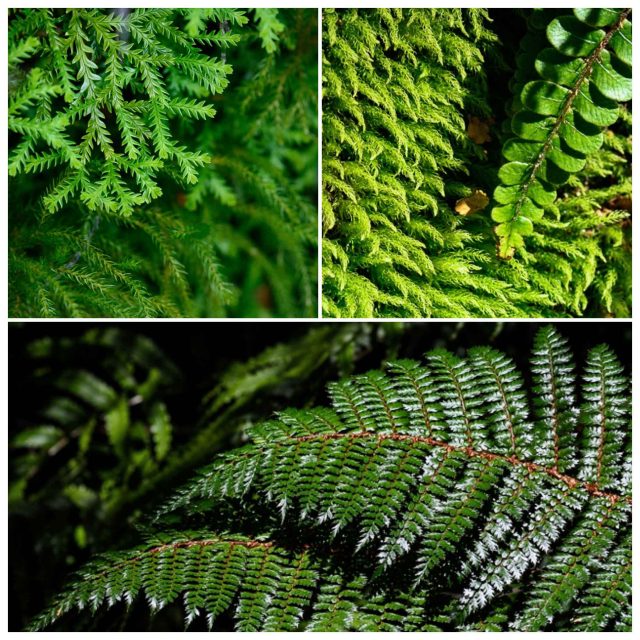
493,8,632,258
30,327,631,631
8,8,241,215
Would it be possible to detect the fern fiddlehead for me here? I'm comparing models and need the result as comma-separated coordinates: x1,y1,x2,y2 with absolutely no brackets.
492,8,632,258
29,328,631,631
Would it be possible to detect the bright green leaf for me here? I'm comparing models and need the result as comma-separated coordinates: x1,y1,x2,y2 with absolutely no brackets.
547,16,604,57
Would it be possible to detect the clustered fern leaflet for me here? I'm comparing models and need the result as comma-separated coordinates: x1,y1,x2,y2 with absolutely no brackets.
9,8,243,215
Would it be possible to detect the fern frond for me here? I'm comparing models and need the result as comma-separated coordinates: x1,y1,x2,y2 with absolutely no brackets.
492,8,632,258
322,8,631,318
30,327,629,631
571,532,631,631
8,8,242,216
28,534,314,632
322,8,501,318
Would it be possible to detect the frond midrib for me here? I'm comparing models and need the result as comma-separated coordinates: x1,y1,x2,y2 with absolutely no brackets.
512,8,631,219
256,430,630,504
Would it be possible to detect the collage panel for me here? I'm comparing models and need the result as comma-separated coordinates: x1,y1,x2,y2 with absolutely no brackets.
2,3,634,637
8,321,631,631
8,8,318,319
321,8,632,318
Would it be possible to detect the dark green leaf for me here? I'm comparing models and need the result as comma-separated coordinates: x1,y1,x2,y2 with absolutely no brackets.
521,80,568,116
573,8,621,28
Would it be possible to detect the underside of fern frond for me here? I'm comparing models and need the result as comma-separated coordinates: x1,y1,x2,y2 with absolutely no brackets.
31,327,631,631
493,8,632,258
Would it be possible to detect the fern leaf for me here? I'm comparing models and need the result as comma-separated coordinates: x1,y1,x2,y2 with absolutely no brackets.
30,328,632,631
571,532,631,631
28,535,310,631
492,8,632,258
322,8,504,318
530,325,578,472
513,497,630,630
253,9,285,53
577,343,630,491
8,9,241,216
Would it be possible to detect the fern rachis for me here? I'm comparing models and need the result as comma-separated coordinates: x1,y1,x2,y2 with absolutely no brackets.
29,327,631,631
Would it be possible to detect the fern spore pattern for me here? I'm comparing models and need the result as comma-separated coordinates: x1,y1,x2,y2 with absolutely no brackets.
30,327,631,632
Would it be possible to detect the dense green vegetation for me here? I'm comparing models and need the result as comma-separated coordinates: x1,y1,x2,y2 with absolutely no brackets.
9,8,317,317
9,323,631,631
323,8,632,317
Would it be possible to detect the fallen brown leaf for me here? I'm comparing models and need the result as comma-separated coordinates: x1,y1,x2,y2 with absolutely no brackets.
455,190,490,216
467,116,493,145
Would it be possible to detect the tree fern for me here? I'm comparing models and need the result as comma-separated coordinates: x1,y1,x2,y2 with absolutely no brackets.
29,327,631,631
492,8,632,258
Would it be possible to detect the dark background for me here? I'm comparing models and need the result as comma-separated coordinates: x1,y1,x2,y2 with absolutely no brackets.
9,320,632,393
9,321,632,453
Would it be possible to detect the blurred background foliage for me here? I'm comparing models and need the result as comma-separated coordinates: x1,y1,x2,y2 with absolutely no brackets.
8,321,630,630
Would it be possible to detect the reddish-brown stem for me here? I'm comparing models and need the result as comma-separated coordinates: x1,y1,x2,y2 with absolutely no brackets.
293,431,629,505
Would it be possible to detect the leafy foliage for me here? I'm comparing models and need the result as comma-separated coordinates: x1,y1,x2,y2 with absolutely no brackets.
322,8,500,318
8,8,241,214
322,8,632,318
10,322,413,629
10,328,180,531
492,8,632,258
9,8,317,317
29,327,631,631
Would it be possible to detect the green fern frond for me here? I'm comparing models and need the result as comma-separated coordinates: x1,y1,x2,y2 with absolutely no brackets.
492,8,632,258
31,327,631,631
323,8,631,318
323,8,500,318
9,8,318,318
8,9,242,214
